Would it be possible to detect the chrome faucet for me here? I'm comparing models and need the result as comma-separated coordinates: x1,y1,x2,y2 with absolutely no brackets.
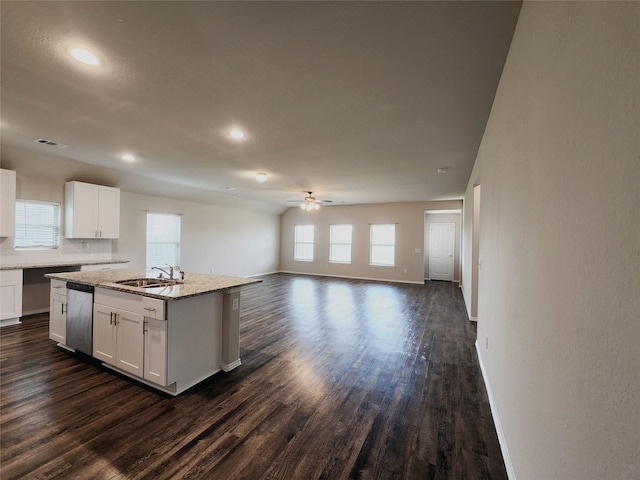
152,264,174,279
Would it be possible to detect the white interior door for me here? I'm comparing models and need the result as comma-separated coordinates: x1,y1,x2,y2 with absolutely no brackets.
429,223,455,281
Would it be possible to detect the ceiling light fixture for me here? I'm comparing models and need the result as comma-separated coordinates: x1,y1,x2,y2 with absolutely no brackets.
255,172,267,182
121,153,135,162
300,192,321,211
69,48,100,66
437,167,448,173
228,129,245,139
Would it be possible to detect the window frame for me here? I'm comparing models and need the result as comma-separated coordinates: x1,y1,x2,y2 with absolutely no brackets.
369,223,396,267
293,224,315,262
14,199,61,250
329,224,353,264
146,212,181,271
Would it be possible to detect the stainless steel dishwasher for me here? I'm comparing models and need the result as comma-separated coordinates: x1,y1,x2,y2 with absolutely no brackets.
66,282,94,355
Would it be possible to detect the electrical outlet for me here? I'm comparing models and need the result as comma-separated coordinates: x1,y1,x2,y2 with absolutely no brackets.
210,268,215,274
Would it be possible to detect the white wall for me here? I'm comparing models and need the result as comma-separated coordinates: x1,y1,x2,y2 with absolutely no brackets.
280,200,462,284
462,2,639,479
117,191,280,277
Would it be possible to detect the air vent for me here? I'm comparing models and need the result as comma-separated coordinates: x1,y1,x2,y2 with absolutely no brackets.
34,138,67,148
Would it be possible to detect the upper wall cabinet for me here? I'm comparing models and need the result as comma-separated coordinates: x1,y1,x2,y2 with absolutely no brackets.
65,181,120,239
0,169,17,237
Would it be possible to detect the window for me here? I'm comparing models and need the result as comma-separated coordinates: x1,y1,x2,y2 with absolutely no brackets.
329,224,352,264
146,213,181,270
14,199,60,249
370,224,396,266
294,225,314,262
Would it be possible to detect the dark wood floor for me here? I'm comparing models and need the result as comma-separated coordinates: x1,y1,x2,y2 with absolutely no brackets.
1,273,506,479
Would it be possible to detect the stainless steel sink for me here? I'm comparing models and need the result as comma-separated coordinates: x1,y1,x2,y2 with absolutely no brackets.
115,278,184,288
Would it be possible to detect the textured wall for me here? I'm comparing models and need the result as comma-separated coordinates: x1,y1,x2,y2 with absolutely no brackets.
464,2,639,478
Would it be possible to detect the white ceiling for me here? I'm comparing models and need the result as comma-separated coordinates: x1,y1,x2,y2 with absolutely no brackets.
1,1,521,214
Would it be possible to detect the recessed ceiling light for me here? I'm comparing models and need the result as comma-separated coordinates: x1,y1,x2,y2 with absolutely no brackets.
437,167,448,173
69,48,100,66
121,153,135,162
255,172,268,182
228,129,245,139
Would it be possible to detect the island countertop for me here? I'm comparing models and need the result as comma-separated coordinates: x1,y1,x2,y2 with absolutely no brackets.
44,268,262,300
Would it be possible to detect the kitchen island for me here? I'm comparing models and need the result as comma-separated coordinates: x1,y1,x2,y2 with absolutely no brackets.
45,268,261,395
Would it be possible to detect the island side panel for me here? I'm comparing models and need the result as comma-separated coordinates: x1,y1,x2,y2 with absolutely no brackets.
166,291,223,393
221,288,242,371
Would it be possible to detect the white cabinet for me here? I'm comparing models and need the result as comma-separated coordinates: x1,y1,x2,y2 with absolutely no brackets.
93,287,165,382
65,181,120,239
0,269,23,325
93,303,144,377
0,169,16,237
49,279,67,343
144,317,167,385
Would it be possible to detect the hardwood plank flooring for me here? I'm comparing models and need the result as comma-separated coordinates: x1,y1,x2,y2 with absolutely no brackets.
0,273,507,479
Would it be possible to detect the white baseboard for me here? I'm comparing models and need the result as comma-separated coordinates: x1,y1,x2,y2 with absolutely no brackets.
475,341,516,480
249,271,280,278
221,358,242,372
0,318,22,328
279,270,424,285
22,308,49,316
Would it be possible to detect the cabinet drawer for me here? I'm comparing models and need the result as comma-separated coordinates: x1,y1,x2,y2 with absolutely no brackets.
0,269,23,282
95,288,165,320
50,279,67,295
142,296,165,321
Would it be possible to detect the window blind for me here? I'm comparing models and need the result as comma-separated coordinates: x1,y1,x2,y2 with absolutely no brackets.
14,199,60,249
146,212,181,270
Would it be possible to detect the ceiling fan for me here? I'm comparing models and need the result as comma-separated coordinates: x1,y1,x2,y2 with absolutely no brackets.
287,192,333,211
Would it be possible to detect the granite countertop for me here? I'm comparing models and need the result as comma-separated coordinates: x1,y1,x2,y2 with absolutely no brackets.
44,268,262,300
0,259,130,270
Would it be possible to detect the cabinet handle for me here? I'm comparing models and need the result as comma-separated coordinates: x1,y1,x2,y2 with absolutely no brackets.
143,319,148,333
109,312,113,325
99,230,102,237
144,307,156,312
61,303,66,314
53,286,62,289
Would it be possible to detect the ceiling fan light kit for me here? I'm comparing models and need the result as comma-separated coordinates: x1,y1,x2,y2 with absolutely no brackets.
299,191,323,211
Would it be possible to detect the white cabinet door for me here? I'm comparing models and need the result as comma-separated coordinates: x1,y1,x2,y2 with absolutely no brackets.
49,293,67,344
114,307,144,376
0,169,16,237
93,302,144,377
66,181,100,238
0,269,23,321
93,303,116,364
97,186,120,239
144,318,167,385
65,181,120,239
